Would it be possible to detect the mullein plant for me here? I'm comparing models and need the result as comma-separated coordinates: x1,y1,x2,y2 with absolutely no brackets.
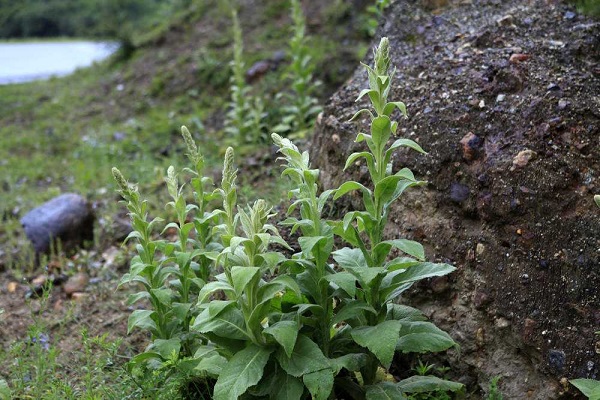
273,0,322,138
224,9,266,146
114,38,464,399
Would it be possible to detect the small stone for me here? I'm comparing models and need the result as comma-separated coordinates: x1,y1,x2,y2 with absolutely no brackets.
509,53,530,63
512,149,536,168
539,260,549,269
476,327,485,346
557,99,569,110
523,318,536,338
520,273,530,284
564,11,576,20
245,60,271,83
450,183,470,203
7,281,18,293
476,243,485,255
459,132,483,161
479,99,485,108
32,275,47,287
496,94,505,102
495,317,510,329
71,292,89,302
549,349,566,371
63,272,89,296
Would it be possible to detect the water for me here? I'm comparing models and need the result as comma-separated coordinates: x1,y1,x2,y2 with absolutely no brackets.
0,41,118,85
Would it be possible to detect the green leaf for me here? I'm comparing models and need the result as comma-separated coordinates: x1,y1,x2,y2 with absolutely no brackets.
334,181,372,200
323,272,357,297
571,379,600,400
231,266,260,295
276,335,330,377
127,310,157,334
330,353,368,374
213,345,273,400
396,375,463,394
332,301,376,325
264,320,299,358
349,108,374,122
376,239,425,262
371,115,392,150
151,338,181,359
382,101,408,118
396,321,456,353
356,88,378,102
386,304,426,322
271,371,305,400
344,152,374,171
387,138,425,154
198,280,235,302
150,288,173,306
366,382,407,400
192,306,249,340
351,320,402,368
195,354,228,377
595,195,600,209
303,368,334,400
298,236,333,259
383,263,455,293
333,248,381,285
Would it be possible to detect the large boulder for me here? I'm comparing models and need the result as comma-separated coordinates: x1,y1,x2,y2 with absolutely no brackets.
21,193,94,256
311,0,599,397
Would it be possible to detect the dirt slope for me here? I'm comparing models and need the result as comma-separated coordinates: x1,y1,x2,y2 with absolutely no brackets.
311,0,599,398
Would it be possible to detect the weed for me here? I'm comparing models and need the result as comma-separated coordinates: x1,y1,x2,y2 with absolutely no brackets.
224,10,266,146
113,37,461,399
486,375,503,400
273,0,322,138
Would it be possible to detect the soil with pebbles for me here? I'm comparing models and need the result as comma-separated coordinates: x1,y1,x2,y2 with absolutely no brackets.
311,0,599,398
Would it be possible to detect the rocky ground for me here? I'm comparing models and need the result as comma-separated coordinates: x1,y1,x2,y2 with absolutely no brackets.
311,0,599,398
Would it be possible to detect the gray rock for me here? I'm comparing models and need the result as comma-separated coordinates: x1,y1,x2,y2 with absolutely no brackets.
21,193,94,255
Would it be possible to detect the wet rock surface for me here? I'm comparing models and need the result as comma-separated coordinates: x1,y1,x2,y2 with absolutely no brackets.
20,193,94,255
311,0,599,398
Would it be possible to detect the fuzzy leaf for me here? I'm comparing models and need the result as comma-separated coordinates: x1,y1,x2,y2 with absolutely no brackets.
231,266,260,295
334,181,372,200
213,345,273,400
351,320,402,368
332,301,376,325
192,307,249,340
272,372,305,400
151,338,181,359
387,138,425,154
366,382,407,400
323,272,357,297
344,152,374,171
371,115,392,150
396,321,456,353
127,310,157,334
276,335,330,377
330,353,368,374
264,320,299,358
376,239,425,262
303,368,334,400
382,101,408,118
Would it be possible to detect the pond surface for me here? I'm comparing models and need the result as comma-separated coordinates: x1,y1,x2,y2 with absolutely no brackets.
0,41,118,85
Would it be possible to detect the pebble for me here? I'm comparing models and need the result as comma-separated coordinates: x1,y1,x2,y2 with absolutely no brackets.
496,94,505,102
459,132,483,161
476,243,485,255
7,282,18,293
71,292,89,302
63,272,90,296
495,317,511,329
450,183,470,203
557,99,569,110
509,53,530,63
549,349,566,371
512,149,536,168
